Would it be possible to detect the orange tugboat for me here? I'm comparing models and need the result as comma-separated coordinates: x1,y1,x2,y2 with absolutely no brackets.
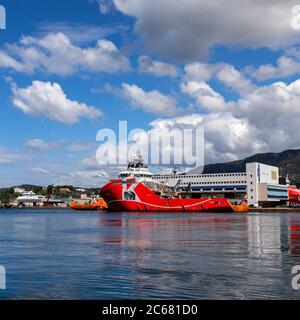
70,199,108,211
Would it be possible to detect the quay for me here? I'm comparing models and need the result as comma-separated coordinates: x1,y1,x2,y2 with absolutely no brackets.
249,207,300,212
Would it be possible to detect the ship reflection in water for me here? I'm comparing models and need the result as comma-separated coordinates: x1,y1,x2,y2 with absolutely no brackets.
0,209,300,299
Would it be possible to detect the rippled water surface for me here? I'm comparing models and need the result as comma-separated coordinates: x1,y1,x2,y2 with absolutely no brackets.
0,209,300,299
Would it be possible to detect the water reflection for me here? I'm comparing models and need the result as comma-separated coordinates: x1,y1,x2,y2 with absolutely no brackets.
96,212,300,299
247,214,282,256
0,210,300,299
288,216,300,255
98,215,249,252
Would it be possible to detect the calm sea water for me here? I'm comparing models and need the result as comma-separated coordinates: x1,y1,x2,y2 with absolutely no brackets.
0,209,300,300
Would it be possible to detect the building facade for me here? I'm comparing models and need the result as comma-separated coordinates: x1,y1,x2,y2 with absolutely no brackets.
152,162,288,207
246,163,288,207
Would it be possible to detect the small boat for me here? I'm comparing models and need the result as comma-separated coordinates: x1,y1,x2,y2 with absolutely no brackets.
70,199,108,211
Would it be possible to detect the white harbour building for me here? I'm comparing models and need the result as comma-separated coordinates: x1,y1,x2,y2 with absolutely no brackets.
15,190,65,207
152,162,288,208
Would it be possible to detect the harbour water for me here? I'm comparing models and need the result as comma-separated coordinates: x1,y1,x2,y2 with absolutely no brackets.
0,209,300,299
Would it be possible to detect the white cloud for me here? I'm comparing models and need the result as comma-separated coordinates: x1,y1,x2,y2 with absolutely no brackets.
138,55,178,77
113,0,298,61
181,81,226,112
234,80,300,136
12,81,102,124
0,51,25,72
246,56,300,81
0,33,130,75
35,22,125,44
184,62,254,95
121,83,179,116
23,139,57,150
147,77,300,164
184,63,217,82
216,64,254,95
3,72,300,185
150,113,257,164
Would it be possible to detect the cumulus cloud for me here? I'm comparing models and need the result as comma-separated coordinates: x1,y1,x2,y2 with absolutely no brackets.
184,63,217,82
165,78,300,163
12,81,102,124
138,55,178,77
234,80,300,140
184,62,254,95
4,79,300,185
113,0,299,61
149,113,256,164
0,33,130,75
181,81,226,112
121,83,179,116
216,64,254,95
115,76,300,167
246,56,300,81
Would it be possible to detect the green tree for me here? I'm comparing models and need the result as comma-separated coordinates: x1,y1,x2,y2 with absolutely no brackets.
0,189,15,205
46,184,54,202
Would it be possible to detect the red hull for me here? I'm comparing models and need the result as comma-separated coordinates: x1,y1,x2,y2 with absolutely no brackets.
100,179,247,213
289,186,300,205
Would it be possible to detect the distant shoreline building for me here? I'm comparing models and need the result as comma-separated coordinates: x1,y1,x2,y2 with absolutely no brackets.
14,187,26,194
15,190,66,208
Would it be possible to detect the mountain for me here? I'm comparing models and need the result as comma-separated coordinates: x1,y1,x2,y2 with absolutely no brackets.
198,149,300,184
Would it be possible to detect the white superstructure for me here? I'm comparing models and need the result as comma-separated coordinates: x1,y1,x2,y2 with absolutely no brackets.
118,154,153,181
16,191,44,206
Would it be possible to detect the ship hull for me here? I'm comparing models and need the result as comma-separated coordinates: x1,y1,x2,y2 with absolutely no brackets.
105,199,235,212
100,179,248,213
288,186,300,206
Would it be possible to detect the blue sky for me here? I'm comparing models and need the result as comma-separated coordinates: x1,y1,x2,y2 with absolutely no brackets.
1,0,300,187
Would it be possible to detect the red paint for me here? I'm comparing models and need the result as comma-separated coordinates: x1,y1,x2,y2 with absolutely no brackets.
288,185,300,206
100,178,247,213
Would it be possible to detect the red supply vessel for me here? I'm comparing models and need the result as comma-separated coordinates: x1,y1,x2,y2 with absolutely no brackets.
100,154,248,213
